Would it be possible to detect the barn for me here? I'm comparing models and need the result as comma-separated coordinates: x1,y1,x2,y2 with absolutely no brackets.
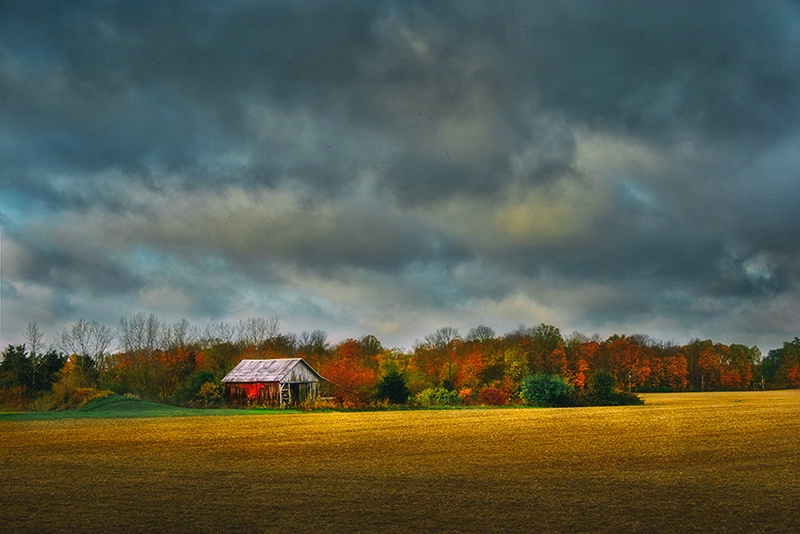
221,358,325,407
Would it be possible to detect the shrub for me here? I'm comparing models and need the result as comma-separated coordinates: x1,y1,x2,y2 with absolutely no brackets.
415,386,461,407
519,374,574,407
196,381,223,406
0,386,29,411
477,386,510,406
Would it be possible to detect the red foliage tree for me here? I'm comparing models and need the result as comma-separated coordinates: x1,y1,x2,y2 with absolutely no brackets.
698,345,724,390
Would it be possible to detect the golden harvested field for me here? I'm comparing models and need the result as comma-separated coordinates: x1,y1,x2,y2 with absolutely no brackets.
2,391,799,533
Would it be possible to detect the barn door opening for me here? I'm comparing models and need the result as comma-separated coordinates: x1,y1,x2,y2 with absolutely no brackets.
290,383,301,405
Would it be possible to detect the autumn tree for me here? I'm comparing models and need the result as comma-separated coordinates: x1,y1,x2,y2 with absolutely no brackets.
595,335,652,391
564,331,589,389
469,335,505,387
696,342,724,390
424,327,462,389
721,344,759,390
570,357,591,390
532,324,567,375
502,324,565,376
116,313,162,396
319,339,378,407
412,327,463,390
50,354,102,408
458,343,488,391
664,354,690,390
761,338,800,389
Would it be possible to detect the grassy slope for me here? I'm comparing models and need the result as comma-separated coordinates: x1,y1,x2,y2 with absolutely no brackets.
1,390,798,532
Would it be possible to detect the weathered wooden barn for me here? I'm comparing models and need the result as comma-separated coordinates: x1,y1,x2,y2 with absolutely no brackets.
221,358,325,407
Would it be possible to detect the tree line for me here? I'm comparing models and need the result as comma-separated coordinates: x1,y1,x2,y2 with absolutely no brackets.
1,314,799,410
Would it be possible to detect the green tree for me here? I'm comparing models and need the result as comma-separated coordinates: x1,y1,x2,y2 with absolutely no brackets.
31,350,66,393
589,369,617,400
0,345,66,407
174,370,217,404
0,345,33,391
375,369,410,404
585,368,644,406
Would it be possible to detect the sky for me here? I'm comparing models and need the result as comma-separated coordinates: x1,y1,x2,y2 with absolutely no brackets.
2,0,800,353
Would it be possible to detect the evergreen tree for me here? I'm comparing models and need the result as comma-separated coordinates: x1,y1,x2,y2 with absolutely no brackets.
375,369,411,405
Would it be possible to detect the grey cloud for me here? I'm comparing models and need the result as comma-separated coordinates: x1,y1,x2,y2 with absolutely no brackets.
4,230,143,296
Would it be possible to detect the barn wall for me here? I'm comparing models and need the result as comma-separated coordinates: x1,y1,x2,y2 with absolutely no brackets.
225,381,320,407
225,382,280,407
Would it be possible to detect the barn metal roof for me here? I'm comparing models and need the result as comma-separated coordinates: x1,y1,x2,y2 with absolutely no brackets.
221,358,325,384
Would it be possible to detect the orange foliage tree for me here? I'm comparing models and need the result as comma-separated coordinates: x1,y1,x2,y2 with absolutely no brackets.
319,339,378,407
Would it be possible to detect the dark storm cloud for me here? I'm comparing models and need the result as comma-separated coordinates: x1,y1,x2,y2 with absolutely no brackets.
512,1,800,144
1,1,379,179
5,1,797,197
2,0,800,349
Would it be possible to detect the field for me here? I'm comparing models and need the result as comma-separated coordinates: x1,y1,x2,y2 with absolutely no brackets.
2,391,799,532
